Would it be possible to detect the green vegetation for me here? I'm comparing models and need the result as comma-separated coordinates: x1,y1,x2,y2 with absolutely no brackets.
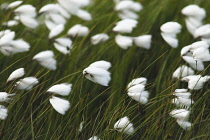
0,0,209,139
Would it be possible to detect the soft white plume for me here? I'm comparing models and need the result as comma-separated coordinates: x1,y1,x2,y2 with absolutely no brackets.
88,136,100,140
160,22,181,48
0,105,8,120
47,83,72,96
114,116,134,135
170,109,190,120
49,96,70,115
127,77,147,88
176,119,192,130
0,92,15,102
133,35,152,49
115,34,133,49
182,56,204,71
182,75,209,90
181,5,206,35
16,77,39,90
33,50,57,70
14,4,37,17
91,33,109,45
128,91,149,104
7,68,25,82
49,24,64,39
7,1,23,9
115,0,143,12
76,9,92,21
88,60,111,70
54,37,72,55
19,15,38,29
83,61,111,86
113,19,138,33
172,65,195,79
67,24,89,37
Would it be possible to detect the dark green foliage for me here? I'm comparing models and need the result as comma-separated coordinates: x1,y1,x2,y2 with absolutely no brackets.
0,0,209,140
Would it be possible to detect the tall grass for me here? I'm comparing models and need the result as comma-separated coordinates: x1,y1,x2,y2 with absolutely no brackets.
0,0,210,139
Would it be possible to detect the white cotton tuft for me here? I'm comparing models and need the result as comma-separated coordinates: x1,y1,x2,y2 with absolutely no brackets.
114,116,134,135
181,5,206,20
161,33,178,48
127,77,149,104
16,77,39,90
7,68,25,82
33,50,57,70
118,10,139,20
185,17,202,36
0,30,11,38
180,45,191,56
176,119,192,130
7,1,23,9
83,67,111,86
3,20,19,27
182,56,204,71
173,91,191,99
160,22,181,48
128,91,149,104
10,39,31,53
127,77,147,88
174,89,188,93
88,60,111,70
78,121,84,132
172,65,195,79
133,35,152,49
115,0,143,12
115,34,133,49
53,43,70,55
182,75,209,90
19,15,38,29
161,22,182,34
55,37,72,48
88,136,100,140
39,58,57,70
181,5,206,36
14,5,37,17
91,33,109,45
56,4,71,19
33,50,54,61
49,24,64,39
172,97,194,107
194,24,210,38
181,75,197,82
67,24,89,37
39,4,58,14
47,13,66,25
54,37,72,55
193,47,210,61
47,83,72,96
49,96,70,115
45,19,57,30
170,109,190,120
83,61,111,86
76,9,92,21
190,41,209,51
128,84,145,93
57,0,79,15
0,31,15,46
0,105,8,120
113,19,138,33
0,92,15,102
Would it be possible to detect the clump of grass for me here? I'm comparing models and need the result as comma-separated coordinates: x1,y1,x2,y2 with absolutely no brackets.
0,0,209,140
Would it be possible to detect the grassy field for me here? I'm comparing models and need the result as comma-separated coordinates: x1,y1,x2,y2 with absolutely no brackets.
0,0,210,139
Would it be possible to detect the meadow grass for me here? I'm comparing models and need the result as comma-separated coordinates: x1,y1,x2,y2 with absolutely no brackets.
0,0,210,139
